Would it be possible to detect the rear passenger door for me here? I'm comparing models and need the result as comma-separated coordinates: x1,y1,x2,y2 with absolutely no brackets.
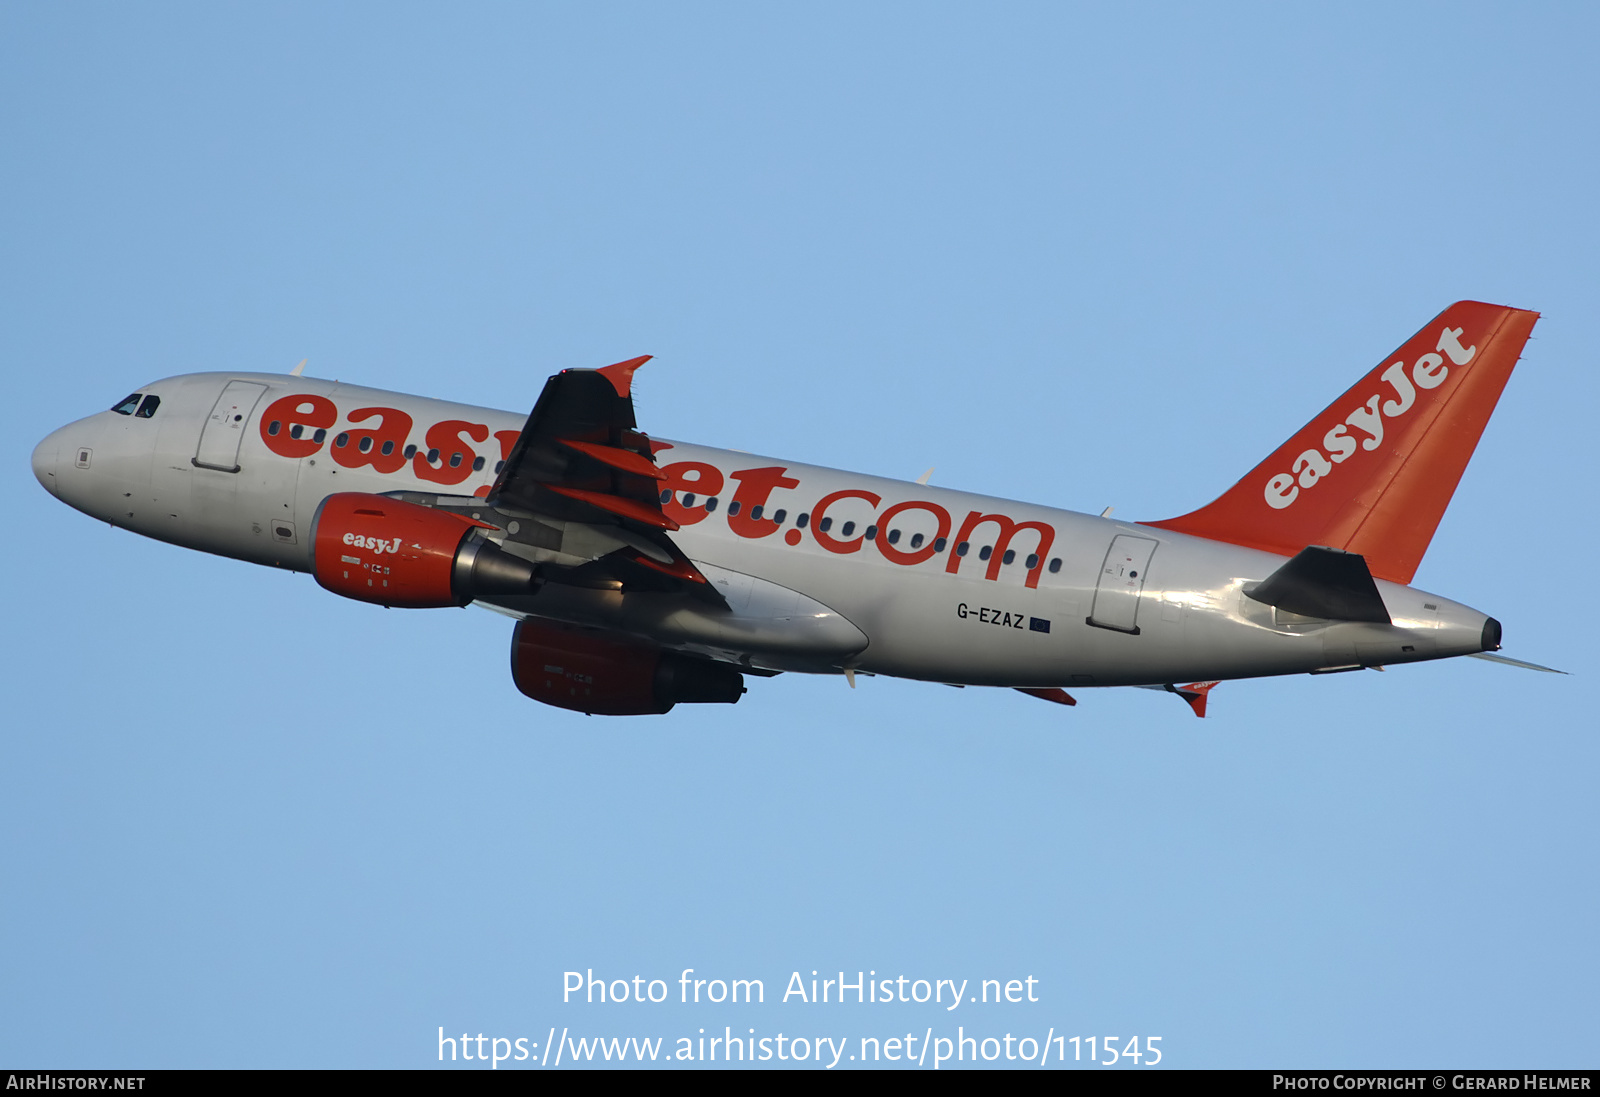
1087,535,1157,634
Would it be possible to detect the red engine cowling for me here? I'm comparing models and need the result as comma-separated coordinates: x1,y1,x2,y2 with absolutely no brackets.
311,492,537,608
510,618,745,715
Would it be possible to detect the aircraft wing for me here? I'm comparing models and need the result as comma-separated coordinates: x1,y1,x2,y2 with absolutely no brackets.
482,356,723,603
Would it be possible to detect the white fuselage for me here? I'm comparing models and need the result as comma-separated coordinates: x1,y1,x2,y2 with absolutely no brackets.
32,371,1496,690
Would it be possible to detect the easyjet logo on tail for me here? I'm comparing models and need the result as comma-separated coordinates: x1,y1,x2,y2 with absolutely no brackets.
1262,326,1478,510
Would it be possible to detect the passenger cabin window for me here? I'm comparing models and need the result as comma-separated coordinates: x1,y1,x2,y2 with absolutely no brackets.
682,493,697,507
705,497,719,512
334,433,350,448
909,533,923,549
772,509,786,524
1048,558,1062,573
472,456,484,471
934,537,947,552
840,521,855,537
112,393,142,415
361,437,375,453
727,501,742,516
795,512,808,528
135,395,160,418
1002,549,1016,565
404,444,418,460
978,545,992,561
750,504,763,521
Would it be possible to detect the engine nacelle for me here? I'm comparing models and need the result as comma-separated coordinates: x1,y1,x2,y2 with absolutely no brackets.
510,618,745,715
311,492,538,608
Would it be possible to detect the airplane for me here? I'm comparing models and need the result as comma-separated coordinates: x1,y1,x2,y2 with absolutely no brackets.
29,300,1560,717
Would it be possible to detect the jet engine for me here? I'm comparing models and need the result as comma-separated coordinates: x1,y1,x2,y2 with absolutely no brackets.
510,618,745,715
310,492,538,608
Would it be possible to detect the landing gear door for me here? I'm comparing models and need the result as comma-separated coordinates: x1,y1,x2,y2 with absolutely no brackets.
1088,535,1157,635
194,381,269,473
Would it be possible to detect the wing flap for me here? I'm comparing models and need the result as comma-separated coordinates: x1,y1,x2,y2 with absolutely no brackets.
557,438,667,479
545,485,680,530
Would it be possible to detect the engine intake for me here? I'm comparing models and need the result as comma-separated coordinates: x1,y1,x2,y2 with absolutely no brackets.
510,618,744,715
311,492,538,608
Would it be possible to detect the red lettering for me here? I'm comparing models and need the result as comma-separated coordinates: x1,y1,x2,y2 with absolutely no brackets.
658,461,725,526
726,467,801,539
946,511,1055,588
493,429,520,463
413,419,489,486
330,406,414,474
811,489,881,554
875,500,952,565
259,394,337,459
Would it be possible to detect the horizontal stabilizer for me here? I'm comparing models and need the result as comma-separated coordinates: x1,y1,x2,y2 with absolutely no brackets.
1247,546,1390,623
1135,681,1219,716
1467,652,1569,675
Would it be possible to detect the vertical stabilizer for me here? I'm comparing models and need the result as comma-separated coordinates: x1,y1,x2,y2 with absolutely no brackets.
1144,301,1538,583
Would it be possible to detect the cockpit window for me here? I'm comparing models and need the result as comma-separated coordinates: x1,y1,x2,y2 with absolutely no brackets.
112,393,142,415
134,394,161,418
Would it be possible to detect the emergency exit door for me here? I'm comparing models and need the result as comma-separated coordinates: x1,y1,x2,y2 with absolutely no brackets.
1088,535,1157,634
193,381,268,473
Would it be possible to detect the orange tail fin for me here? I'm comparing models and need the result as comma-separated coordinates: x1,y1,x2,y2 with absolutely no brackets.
1144,301,1538,583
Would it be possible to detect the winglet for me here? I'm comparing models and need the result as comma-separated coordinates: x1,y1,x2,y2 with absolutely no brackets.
1016,686,1077,707
595,355,653,398
1167,681,1218,718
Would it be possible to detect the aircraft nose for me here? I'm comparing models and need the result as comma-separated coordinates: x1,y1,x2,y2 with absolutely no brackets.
31,430,61,497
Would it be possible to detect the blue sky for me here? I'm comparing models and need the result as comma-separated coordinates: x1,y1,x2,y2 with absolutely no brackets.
2,2,1595,1069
